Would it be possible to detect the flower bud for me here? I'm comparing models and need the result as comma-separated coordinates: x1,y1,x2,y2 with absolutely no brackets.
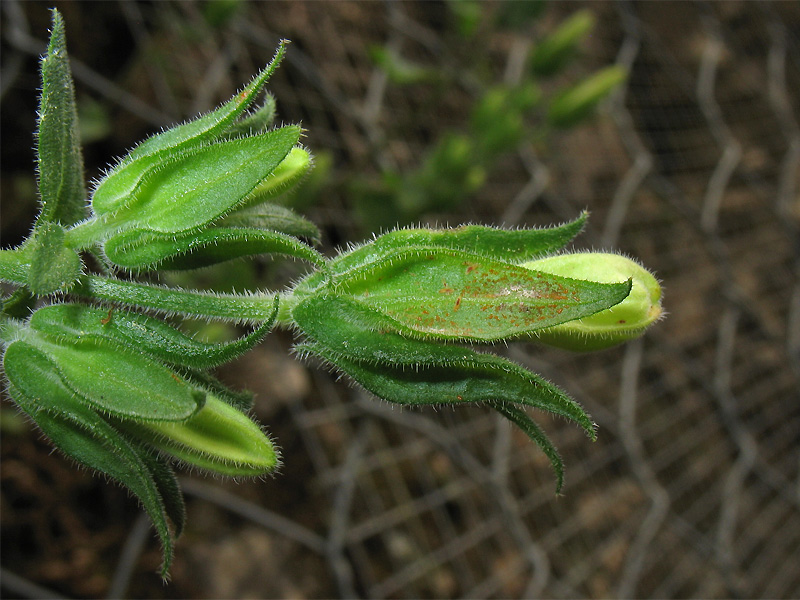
530,9,595,77
547,65,627,128
122,394,279,476
521,252,662,351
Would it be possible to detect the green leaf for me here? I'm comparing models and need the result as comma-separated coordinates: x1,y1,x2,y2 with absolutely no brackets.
104,225,324,271
17,335,202,422
329,247,631,342
293,294,596,436
328,213,587,278
91,42,288,217
4,342,180,576
107,126,301,235
35,9,86,227
26,222,82,295
28,298,278,370
221,203,321,244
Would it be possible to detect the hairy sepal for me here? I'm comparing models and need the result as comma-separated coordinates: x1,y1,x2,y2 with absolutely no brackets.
91,42,288,217
27,299,278,370
11,333,202,422
104,225,324,271
26,222,83,295
221,204,321,244
323,246,631,342
35,9,87,228
487,401,566,494
293,294,596,437
3,342,183,576
328,212,587,277
103,126,301,236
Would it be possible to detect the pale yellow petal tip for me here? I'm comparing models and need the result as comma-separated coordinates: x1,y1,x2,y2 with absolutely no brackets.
522,252,663,351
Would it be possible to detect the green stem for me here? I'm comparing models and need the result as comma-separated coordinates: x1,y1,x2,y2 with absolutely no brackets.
0,248,30,285
74,275,280,323
65,217,110,250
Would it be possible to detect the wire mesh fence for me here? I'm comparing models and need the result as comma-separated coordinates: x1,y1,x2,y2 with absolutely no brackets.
1,1,798,598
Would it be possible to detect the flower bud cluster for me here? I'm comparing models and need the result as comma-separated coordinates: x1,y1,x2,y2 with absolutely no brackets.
2,303,279,575
289,213,663,493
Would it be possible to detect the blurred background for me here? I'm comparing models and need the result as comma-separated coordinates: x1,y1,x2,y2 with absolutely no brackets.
1,1,798,598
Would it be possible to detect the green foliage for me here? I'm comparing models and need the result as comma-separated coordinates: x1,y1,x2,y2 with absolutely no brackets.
35,10,86,228
352,4,627,230
0,10,662,579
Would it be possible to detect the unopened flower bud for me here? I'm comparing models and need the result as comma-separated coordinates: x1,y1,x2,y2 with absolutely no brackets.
521,252,662,351
123,394,279,476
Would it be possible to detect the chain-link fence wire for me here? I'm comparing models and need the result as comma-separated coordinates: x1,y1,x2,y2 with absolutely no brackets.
1,1,798,598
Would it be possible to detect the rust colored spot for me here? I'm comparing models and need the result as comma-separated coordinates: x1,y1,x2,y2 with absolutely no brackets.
466,263,478,274
100,309,113,325
454,295,463,311
171,373,182,383
457,395,463,401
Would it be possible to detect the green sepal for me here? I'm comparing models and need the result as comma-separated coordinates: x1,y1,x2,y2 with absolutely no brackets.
104,225,324,271
27,297,278,370
322,246,631,342
26,222,82,295
547,65,628,129
180,368,255,412
221,204,321,244
14,335,202,422
106,126,301,236
3,342,181,576
293,294,596,437
91,42,288,217
530,9,595,77
487,401,565,494
2,288,37,319
35,9,86,228
137,449,186,540
219,93,277,140
327,213,587,279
